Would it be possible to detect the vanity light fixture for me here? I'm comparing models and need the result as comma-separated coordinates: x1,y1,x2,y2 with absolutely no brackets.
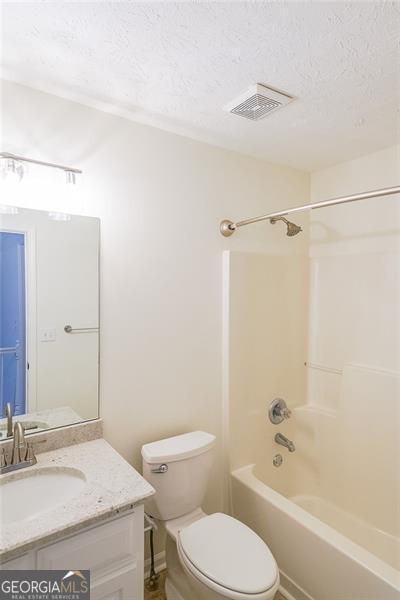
0,152,82,183
0,204,19,215
48,211,72,221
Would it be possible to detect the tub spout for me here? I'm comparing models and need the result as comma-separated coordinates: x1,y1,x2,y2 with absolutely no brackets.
275,433,295,453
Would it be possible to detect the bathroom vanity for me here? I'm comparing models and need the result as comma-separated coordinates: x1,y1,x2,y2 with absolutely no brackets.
0,437,155,600
3,511,143,600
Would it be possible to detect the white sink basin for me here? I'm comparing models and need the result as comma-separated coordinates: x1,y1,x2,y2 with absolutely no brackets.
0,467,86,524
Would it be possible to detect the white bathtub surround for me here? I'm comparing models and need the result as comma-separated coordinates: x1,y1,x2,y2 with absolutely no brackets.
0,438,154,562
223,251,309,472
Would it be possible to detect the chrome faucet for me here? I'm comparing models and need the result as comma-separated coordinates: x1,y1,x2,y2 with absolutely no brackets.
0,421,37,474
275,432,295,453
5,402,13,437
11,422,26,464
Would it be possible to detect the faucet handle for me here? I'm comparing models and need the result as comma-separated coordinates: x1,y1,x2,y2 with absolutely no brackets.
24,442,37,464
269,398,292,424
24,438,46,460
0,446,7,468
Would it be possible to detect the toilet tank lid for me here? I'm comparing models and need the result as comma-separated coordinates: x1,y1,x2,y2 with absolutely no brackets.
141,431,216,464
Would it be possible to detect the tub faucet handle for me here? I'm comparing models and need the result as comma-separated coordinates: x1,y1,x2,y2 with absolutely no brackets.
269,398,291,424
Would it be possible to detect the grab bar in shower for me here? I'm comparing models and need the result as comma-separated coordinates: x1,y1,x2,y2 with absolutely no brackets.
305,362,343,375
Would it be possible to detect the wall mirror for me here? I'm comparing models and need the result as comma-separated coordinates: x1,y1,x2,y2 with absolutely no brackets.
0,206,100,437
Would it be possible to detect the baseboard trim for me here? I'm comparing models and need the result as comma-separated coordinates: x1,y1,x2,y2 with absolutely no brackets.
280,570,314,600
144,550,166,579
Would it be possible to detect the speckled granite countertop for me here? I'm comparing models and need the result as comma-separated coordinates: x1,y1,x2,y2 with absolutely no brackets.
0,438,155,562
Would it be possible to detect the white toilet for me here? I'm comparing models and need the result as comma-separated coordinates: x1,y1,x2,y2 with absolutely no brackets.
142,431,280,600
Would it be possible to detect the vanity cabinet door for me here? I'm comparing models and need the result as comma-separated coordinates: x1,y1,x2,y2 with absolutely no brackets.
91,567,138,600
36,507,144,599
37,509,142,574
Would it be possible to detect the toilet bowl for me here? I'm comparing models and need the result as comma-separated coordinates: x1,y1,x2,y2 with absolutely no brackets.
142,432,280,600
176,513,279,599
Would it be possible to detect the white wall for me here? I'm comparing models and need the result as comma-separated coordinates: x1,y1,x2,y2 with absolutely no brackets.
0,80,310,517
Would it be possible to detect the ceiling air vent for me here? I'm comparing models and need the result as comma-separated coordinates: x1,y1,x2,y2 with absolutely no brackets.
224,83,293,121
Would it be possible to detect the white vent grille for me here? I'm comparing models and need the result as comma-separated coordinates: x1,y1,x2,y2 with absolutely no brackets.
224,84,293,121
231,93,281,120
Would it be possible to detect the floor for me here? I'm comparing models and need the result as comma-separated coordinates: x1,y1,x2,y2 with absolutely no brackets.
144,571,287,600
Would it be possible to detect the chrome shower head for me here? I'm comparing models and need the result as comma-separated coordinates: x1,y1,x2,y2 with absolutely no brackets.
269,216,302,237
286,220,303,237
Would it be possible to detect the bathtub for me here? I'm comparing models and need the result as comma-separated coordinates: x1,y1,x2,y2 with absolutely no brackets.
231,463,400,600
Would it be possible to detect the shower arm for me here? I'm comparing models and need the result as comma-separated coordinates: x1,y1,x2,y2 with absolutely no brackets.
220,185,400,237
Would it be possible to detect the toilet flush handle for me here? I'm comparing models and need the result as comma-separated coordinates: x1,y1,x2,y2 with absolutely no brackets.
151,464,168,474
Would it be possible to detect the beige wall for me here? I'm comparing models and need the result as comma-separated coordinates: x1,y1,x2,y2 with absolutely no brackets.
0,80,310,517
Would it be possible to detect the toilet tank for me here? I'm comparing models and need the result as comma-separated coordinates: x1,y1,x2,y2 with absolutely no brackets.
142,431,216,520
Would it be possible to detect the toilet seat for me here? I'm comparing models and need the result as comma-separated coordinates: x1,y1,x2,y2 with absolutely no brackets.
177,513,279,599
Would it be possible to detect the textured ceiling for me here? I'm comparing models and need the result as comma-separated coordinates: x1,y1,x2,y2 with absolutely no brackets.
1,1,399,171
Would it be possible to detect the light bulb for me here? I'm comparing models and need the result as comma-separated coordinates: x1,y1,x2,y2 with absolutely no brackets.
0,158,24,183
48,211,72,221
0,204,19,214
65,170,76,185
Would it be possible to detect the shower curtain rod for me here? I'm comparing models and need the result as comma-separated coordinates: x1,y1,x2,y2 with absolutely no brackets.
220,185,400,237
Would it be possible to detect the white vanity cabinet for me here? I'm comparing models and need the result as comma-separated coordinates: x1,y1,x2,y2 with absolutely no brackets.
1,506,144,600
